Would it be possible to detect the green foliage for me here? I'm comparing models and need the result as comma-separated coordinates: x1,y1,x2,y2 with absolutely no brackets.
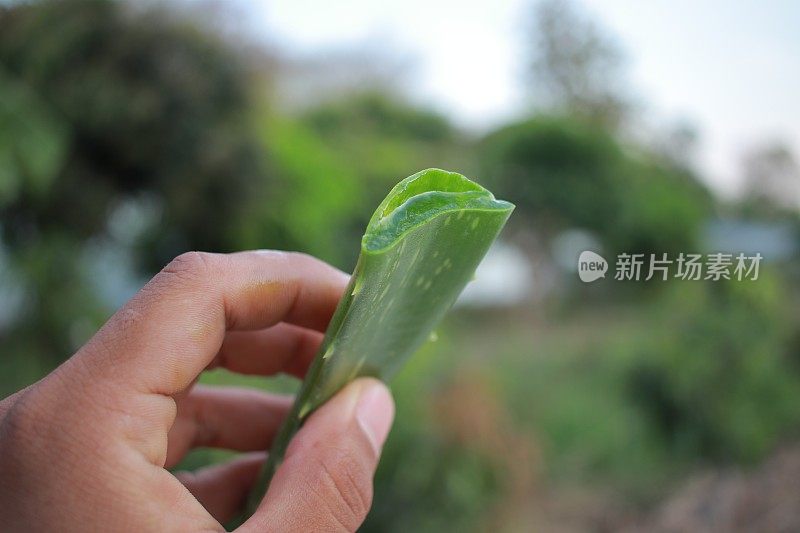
0,0,263,258
481,115,711,255
0,72,67,204
305,91,454,143
611,157,711,256
626,274,800,463
481,115,623,231
232,91,472,271
244,117,363,267
0,0,266,374
301,91,469,209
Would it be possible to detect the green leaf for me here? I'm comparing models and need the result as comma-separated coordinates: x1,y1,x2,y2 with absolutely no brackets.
244,168,513,517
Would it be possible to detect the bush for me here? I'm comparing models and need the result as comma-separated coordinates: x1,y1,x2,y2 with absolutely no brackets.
480,115,711,256
626,273,800,463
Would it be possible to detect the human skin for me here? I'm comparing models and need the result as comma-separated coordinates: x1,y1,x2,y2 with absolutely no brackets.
0,251,395,532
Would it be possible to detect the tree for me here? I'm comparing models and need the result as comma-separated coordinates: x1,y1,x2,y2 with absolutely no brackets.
0,0,267,386
741,142,800,212
480,115,711,256
481,115,623,233
527,0,630,128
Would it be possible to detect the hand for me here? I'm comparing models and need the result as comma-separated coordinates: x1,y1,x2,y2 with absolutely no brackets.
0,251,394,532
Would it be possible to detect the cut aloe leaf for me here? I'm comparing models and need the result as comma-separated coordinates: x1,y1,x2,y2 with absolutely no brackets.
244,168,513,516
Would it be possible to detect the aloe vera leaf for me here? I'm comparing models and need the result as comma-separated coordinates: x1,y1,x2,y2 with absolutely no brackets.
244,168,513,516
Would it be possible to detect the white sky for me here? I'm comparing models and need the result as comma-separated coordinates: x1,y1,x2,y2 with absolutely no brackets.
237,0,800,196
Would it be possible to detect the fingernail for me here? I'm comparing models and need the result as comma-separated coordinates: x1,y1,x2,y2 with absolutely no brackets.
356,381,395,453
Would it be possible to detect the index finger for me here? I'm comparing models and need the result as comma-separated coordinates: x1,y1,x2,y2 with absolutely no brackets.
75,250,349,395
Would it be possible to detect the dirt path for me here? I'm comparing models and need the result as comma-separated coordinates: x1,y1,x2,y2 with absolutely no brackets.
624,445,800,532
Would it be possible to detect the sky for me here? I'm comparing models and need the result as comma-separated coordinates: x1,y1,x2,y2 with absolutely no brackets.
236,0,800,196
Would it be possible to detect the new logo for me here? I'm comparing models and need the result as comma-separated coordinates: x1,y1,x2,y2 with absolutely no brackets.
578,251,608,283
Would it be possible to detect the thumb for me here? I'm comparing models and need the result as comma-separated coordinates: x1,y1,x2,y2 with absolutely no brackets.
241,378,394,533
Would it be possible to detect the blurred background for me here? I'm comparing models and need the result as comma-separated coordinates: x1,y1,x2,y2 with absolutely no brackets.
2,0,800,530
